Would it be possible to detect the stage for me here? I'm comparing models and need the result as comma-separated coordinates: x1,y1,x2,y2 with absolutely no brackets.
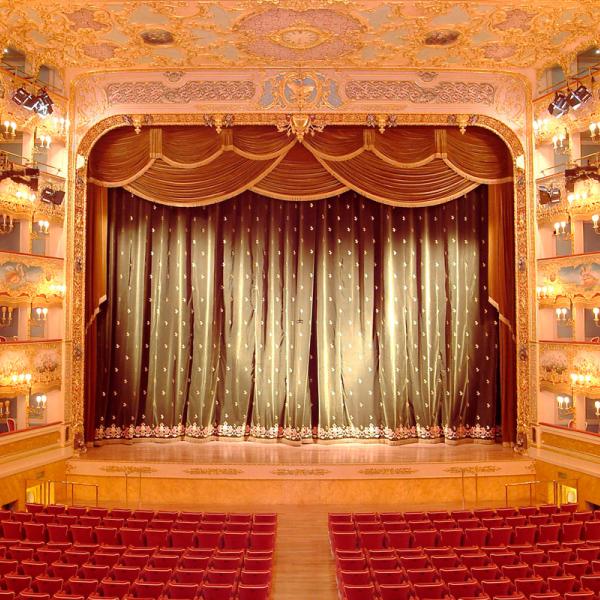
65,441,536,508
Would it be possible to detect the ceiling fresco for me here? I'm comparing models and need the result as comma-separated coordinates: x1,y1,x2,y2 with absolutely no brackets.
0,1,598,77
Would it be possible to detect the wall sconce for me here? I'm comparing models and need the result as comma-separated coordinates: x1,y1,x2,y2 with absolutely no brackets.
1,118,16,140
33,307,48,321
51,116,69,136
590,122,600,142
0,305,13,327
34,131,51,151
557,395,574,412
592,215,600,234
552,129,569,153
533,118,549,135
36,220,49,235
0,214,14,235
593,307,600,323
536,285,556,300
28,393,47,419
555,306,574,324
553,220,571,238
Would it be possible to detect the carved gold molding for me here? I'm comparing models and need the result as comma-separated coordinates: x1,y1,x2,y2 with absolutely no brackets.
0,340,62,390
0,430,61,459
541,430,600,460
66,111,530,444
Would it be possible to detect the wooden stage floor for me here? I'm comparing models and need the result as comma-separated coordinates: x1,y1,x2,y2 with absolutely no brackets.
79,439,522,465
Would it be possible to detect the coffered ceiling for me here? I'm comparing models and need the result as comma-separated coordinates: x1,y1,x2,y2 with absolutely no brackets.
0,1,598,77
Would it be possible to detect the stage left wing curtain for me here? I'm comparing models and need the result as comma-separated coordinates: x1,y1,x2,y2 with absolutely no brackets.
92,188,498,443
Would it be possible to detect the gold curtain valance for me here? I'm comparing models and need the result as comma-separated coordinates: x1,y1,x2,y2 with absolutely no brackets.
88,125,513,207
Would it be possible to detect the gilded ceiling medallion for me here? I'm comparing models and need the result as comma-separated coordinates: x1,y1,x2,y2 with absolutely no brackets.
268,23,333,50
235,8,363,61
423,29,461,46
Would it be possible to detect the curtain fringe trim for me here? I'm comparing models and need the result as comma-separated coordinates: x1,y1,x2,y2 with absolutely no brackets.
94,422,496,442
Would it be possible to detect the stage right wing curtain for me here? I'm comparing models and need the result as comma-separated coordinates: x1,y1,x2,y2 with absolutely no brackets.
94,188,498,443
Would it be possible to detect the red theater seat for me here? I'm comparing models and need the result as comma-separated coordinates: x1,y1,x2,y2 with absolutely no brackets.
340,570,372,586
200,583,234,600
412,581,449,599
237,583,269,600
129,580,164,598
21,561,48,577
342,583,376,600
372,570,405,586
162,582,198,599
447,580,481,598
378,583,413,600
387,531,412,549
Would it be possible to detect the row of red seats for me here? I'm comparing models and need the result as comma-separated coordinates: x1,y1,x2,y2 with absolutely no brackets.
330,524,600,551
329,505,588,523
0,506,275,600
21,507,270,525
0,523,275,552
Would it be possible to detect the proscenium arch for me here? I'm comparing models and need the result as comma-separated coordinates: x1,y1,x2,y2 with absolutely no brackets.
65,112,531,447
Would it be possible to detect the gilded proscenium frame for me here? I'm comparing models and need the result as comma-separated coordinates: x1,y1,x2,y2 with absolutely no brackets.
66,112,530,444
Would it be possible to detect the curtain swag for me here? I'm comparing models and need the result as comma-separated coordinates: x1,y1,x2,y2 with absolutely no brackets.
88,125,513,207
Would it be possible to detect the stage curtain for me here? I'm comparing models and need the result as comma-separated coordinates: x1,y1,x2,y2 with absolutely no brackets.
88,126,512,206
488,182,517,444
84,183,108,442
94,189,498,443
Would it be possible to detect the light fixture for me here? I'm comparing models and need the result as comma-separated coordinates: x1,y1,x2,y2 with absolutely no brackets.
557,395,572,410
9,372,31,385
570,372,592,386
34,130,51,151
568,84,592,110
553,220,570,237
0,214,14,235
36,220,49,235
552,129,569,153
548,92,569,117
536,285,556,299
40,187,64,206
538,185,561,204
15,189,36,203
0,400,10,419
595,400,600,417
33,307,48,321
50,283,66,296
12,87,53,116
1,118,16,140
592,214,600,234
568,190,589,204
0,305,13,326
555,306,572,322
533,118,549,135
593,307,600,323
51,116,69,136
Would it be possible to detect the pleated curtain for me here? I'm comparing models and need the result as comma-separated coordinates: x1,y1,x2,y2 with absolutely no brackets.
93,188,498,443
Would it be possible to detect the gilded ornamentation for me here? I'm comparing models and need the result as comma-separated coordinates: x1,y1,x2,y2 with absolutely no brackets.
271,468,331,476
539,342,600,394
184,467,244,476
0,1,598,74
99,465,157,474
357,467,416,475
444,465,501,475
259,70,342,110
234,8,364,61
541,430,600,459
105,81,256,105
0,341,62,389
0,431,61,459
345,81,495,105
0,253,64,300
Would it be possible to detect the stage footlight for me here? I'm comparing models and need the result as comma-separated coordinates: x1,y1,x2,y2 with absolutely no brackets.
538,185,561,204
568,84,592,110
548,92,569,117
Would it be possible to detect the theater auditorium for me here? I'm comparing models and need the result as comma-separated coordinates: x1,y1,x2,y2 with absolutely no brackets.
1,2,600,599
